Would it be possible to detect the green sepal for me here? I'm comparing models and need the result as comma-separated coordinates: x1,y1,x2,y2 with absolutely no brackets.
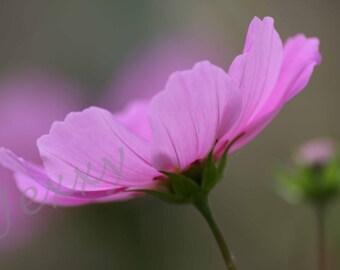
218,149,228,178
133,189,191,204
217,133,244,178
160,171,201,197
132,135,246,205
202,149,219,192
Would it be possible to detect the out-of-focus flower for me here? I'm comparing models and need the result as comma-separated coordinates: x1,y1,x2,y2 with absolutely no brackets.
0,71,85,250
101,35,223,111
278,138,340,204
0,17,321,205
296,138,335,167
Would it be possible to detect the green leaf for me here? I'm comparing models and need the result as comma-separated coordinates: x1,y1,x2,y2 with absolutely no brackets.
202,149,219,191
160,171,201,197
134,190,190,204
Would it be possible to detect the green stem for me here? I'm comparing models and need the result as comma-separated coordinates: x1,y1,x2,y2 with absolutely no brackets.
316,203,327,270
194,196,238,270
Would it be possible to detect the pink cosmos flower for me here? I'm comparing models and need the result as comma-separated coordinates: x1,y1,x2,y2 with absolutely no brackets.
0,17,321,206
0,71,84,249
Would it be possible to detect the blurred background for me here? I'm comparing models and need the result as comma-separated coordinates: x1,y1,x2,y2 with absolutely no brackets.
0,0,339,269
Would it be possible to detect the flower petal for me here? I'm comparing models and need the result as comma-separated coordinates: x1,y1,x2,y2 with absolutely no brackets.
0,148,118,197
149,61,241,170
114,100,152,141
0,148,147,203
15,173,92,206
221,17,320,153
229,16,283,122
15,173,142,206
266,34,321,111
37,107,159,191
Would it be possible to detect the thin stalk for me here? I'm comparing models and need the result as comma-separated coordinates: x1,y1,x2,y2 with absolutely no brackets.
194,196,237,270
316,203,327,270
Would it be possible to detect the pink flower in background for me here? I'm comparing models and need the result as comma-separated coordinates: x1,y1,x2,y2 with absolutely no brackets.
101,35,223,111
296,138,336,166
0,71,84,249
0,17,321,205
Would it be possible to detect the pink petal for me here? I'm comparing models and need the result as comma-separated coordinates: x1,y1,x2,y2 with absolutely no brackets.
15,173,92,206
37,107,159,192
0,148,147,203
266,34,321,111
15,173,142,206
114,100,152,141
221,17,320,153
229,16,283,122
0,71,84,248
149,61,241,170
0,148,117,198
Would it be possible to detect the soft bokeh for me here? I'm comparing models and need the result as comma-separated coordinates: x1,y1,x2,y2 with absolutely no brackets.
101,35,224,110
0,1,339,270
279,138,340,205
0,71,85,251
296,138,336,166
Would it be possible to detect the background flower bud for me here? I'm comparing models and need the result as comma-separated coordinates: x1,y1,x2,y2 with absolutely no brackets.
295,138,336,167
278,138,340,204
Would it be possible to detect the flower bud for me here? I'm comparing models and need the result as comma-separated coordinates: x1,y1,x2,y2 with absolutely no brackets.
278,138,340,205
295,138,335,168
